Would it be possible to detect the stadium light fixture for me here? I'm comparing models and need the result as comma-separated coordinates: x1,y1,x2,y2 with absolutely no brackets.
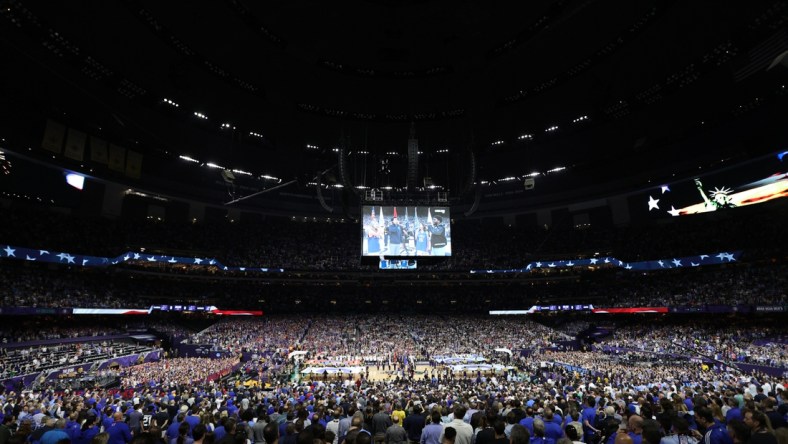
65,172,85,190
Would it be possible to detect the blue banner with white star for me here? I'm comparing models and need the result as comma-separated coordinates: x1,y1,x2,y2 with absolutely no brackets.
0,245,741,274
469,251,741,274
0,245,285,273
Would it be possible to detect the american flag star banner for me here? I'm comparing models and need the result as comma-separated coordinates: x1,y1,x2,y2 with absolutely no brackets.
0,245,285,273
470,251,742,274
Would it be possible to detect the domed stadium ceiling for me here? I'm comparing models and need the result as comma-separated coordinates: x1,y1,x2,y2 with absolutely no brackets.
0,0,787,199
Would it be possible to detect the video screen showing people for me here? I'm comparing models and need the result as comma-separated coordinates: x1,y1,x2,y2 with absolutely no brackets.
361,206,451,256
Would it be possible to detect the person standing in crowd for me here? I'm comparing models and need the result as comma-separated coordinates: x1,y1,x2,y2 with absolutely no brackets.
77,415,101,444
442,428,456,444
762,399,785,431
743,411,777,444
392,403,406,428
92,433,110,444
421,411,444,444
660,417,698,444
474,412,499,444
582,398,600,444
185,407,201,433
327,408,342,444
403,405,426,444
518,408,535,436
443,407,472,444
251,415,268,444
169,413,187,442
0,415,14,444
338,406,356,444
530,419,554,444
192,425,207,444
542,409,562,443
107,412,132,444
565,424,583,444
727,421,750,444
693,408,731,444
127,404,143,436
386,415,408,444
39,419,69,444
627,416,644,444
171,423,193,444
727,399,743,424
509,425,530,444
264,423,279,444
491,421,508,444
31,418,56,444
218,419,240,444
373,403,393,444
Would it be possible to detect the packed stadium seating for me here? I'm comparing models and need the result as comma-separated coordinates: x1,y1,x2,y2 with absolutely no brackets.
0,193,785,444
1,2,786,442
0,202,784,272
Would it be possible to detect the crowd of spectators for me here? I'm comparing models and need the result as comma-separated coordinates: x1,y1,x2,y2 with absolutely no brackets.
119,357,240,388
0,345,786,444
412,317,570,359
526,351,711,386
0,260,785,313
0,326,122,344
0,266,127,308
1,146,786,444
301,316,416,363
600,320,788,369
183,318,308,355
546,320,592,337
167,315,788,378
179,316,572,367
0,305,784,444
0,201,784,272
0,200,785,318
134,322,203,340
595,264,788,308
1,313,783,394
0,341,154,379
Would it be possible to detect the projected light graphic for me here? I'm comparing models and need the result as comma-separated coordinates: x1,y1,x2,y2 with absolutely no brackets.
669,175,788,216
644,153,788,217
